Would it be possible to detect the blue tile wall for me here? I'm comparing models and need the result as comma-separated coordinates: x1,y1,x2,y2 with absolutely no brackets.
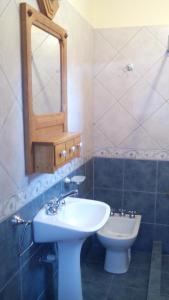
0,273,21,300
123,191,155,223
156,193,169,225
94,157,124,190
93,157,169,254
2,156,169,299
124,159,157,192
94,188,123,209
0,159,93,300
157,161,169,193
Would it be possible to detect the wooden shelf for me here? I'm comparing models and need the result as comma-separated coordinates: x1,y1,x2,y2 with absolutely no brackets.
20,3,81,174
33,132,81,173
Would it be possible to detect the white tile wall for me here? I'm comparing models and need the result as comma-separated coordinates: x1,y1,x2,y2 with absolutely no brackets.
119,78,165,124
96,52,140,100
0,0,93,221
93,25,169,161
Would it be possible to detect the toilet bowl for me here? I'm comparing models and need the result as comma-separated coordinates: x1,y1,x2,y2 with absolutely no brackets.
97,214,141,274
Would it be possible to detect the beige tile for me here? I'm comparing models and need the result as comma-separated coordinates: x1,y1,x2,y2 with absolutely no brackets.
0,0,11,16
99,27,140,51
123,28,165,76
0,68,15,130
148,25,169,49
146,56,169,100
93,127,114,151
0,103,26,188
96,52,140,100
142,103,169,149
94,30,117,76
0,165,18,204
119,127,161,150
0,0,22,103
96,102,139,146
15,0,38,9
93,79,116,122
119,78,165,124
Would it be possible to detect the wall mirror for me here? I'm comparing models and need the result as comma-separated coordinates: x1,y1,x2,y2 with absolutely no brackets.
20,3,81,174
32,25,61,115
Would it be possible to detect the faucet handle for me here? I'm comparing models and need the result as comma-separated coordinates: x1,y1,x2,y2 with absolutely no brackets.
119,209,126,217
128,210,136,218
47,197,58,206
110,208,116,216
61,199,66,205
45,198,59,215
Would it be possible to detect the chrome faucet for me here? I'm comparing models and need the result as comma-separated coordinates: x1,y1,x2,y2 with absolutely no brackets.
45,189,78,215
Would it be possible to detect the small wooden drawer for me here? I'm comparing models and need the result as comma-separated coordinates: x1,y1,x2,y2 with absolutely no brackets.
34,143,55,173
33,133,81,173
66,140,75,161
55,143,66,167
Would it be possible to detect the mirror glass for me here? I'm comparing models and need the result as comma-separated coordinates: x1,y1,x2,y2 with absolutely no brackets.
31,25,61,115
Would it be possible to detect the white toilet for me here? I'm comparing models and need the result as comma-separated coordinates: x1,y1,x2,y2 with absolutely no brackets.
97,214,141,274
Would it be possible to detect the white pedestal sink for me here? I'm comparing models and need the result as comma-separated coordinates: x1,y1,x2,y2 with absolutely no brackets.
33,197,110,300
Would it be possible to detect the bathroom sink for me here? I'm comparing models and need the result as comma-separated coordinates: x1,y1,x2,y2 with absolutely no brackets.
33,197,110,300
33,197,110,242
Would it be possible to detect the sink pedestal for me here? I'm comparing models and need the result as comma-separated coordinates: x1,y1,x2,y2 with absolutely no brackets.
58,239,84,300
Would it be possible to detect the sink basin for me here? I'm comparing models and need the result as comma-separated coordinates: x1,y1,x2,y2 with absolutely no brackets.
33,197,110,300
33,197,110,242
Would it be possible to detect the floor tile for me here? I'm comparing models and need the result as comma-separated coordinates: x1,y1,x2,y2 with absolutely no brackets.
110,267,149,290
130,251,151,270
161,271,169,296
85,244,105,264
83,280,110,300
82,250,151,300
147,292,161,300
107,286,147,300
162,255,169,273
82,262,113,285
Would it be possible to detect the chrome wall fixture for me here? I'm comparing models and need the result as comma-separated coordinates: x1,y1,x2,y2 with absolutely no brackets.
11,215,33,256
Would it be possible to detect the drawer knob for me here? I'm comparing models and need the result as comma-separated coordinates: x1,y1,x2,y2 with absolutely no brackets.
60,150,67,158
77,142,82,148
70,146,76,153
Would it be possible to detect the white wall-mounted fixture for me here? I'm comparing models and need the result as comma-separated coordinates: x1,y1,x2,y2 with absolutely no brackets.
64,175,86,185
126,63,134,71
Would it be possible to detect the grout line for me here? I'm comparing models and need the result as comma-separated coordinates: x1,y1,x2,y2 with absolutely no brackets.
0,0,11,17
93,157,95,199
154,161,159,226
0,269,20,294
122,158,125,208
147,240,162,300
94,186,157,194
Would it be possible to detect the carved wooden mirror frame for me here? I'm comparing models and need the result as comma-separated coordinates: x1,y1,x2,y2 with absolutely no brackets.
20,3,68,174
37,0,59,19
